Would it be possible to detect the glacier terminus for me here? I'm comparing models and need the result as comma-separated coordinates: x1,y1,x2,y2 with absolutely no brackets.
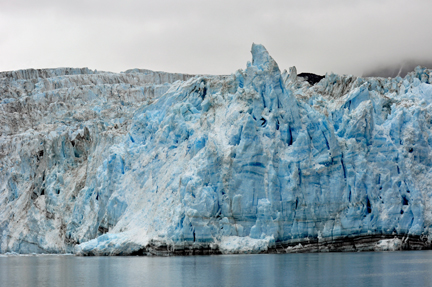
1,44,432,255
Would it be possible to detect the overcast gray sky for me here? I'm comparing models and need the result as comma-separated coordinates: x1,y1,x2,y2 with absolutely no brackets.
1,0,431,76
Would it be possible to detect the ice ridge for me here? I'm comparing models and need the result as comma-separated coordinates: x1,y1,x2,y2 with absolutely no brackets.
1,44,432,255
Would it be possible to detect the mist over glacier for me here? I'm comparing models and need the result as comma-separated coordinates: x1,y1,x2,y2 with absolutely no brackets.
1,44,432,255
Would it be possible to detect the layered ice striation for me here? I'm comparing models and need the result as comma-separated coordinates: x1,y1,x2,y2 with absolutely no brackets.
2,44,432,255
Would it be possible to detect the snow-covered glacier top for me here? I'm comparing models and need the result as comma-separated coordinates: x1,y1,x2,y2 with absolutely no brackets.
1,44,432,255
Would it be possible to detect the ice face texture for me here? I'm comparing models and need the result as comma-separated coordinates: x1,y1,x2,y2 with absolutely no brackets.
1,44,432,255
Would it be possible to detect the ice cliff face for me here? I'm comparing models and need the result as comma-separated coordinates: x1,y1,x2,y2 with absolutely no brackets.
2,44,432,255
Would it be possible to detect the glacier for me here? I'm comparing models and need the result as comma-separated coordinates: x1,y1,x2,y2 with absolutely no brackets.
1,44,432,256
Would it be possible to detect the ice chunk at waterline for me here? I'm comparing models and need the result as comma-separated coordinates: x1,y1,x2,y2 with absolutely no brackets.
1,44,432,255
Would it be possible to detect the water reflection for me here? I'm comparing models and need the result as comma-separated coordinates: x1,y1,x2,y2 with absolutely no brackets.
1,251,432,286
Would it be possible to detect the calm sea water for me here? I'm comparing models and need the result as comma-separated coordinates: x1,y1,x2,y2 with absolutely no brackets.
1,251,431,287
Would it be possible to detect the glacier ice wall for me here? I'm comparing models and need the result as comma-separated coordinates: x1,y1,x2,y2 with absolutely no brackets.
2,44,432,255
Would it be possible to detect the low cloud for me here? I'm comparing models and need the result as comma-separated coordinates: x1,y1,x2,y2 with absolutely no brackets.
363,60,432,78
